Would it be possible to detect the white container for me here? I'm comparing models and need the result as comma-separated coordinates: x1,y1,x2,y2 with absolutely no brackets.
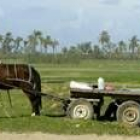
98,77,105,90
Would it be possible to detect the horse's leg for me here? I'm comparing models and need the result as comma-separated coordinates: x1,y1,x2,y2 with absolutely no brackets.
27,94,41,116
32,94,41,116
25,93,35,116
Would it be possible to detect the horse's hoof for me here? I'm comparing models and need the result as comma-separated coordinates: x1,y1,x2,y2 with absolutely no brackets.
31,112,35,117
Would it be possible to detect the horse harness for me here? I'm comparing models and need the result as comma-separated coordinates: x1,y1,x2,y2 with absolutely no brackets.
6,64,32,81
0,64,36,90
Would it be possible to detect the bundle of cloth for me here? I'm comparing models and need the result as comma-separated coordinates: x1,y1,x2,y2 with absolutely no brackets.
70,81,115,91
70,81,93,90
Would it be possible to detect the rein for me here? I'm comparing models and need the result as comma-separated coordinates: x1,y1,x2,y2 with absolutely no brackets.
0,80,37,95
0,80,69,102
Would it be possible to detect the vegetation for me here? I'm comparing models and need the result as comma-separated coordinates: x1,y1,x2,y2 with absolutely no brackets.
0,30,140,64
0,60,140,134
0,29,140,134
32,60,140,86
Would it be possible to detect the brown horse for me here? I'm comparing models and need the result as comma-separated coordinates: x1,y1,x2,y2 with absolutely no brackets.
0,63,42,116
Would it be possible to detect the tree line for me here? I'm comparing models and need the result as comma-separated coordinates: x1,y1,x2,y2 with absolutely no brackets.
0,30,140,63
63,30,140,59
0,30,59,55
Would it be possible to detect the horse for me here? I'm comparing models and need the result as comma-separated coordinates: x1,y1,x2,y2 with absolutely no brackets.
0,63,42,116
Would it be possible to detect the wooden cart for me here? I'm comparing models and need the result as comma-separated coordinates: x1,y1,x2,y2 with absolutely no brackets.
66,86,140,126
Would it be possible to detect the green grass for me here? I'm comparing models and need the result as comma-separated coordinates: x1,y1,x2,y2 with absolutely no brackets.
32,59,140,85
1,59,140,134
1,116,140,135
0,85,140,135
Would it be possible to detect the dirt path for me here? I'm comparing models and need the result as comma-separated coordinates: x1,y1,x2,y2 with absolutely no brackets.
0,133,139,140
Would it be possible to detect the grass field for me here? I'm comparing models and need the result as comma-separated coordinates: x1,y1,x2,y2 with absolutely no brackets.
0,59,140,135
34,59,140,85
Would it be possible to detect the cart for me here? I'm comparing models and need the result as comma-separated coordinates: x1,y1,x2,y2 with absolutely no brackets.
64,81,140,127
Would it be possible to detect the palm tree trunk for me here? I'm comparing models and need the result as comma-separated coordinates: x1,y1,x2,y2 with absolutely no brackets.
53,46,55,56
40,44,42,53
45,46,48,54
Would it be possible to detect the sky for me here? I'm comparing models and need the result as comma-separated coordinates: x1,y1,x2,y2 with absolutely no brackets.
0,0,140,47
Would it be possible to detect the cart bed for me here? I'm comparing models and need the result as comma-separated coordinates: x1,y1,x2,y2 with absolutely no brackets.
70,88,140,99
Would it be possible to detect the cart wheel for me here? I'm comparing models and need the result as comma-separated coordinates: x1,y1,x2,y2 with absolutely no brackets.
117,100,140,126
68,99,94,119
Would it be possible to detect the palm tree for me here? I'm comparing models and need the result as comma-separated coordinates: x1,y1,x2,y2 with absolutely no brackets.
23,39,31,61
34,30,42,53
77,42,92,55
0,34,3,50
99,30,110,44
27,30,42,54
34,30,42,37
118,40,127,53
0,34,3,41
93,45,100,58
51,39,59,55
68,46,78,54
39,36,44,53
108,42,117,58
129,35,139,56
2,32,14,53
14,36,23,52
62,47,68,55
43,35,52,54
28,34,36,53
99,30,110,55
23,40,28,48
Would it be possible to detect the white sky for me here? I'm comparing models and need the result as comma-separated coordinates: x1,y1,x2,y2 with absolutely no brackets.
0,0,140,46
